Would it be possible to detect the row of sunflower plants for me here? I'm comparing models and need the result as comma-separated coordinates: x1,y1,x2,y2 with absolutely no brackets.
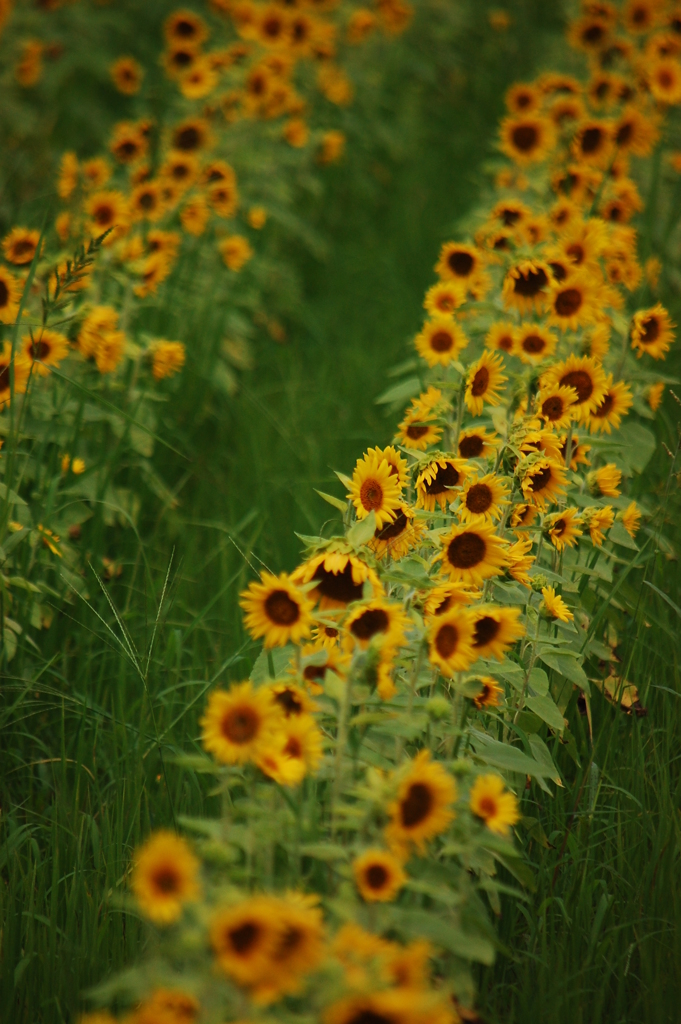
78,1,681,1022
0,0,416,659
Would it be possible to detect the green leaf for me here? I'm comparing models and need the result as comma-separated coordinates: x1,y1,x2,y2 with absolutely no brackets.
525,693,565,733
608,521,639,550
314,489,347,513
528,734,563,785
334,470,353,488
0,483,27,506
469,731,557,778
347,511,377,547
394,909,495,965
539,650,590,692
251,644,295,682
299,843,348,862
374,376,422,406
528,667,549,696
617,421,656,474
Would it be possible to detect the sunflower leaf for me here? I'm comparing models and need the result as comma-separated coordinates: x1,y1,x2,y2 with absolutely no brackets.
347,511,377,547
314,489,347,513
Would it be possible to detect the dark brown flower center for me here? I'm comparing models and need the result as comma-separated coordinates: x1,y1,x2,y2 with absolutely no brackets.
549,260,567,282
400,782,433,827
274,925,304,960
314,564,364,604
347,1011,393,1024
222,706,259,744
405,424,429,440
360,477,384,511
552,518,566,536
583,23,605,44
12,239,35,258
496,332,514,351
513,266,548,297
466,483,493,514
560,368,593,402
477,796,497,818
471,366,490,397
284,736,302,758
350,607,389,640
0,365,11,394
303,663,327,682
512,124,539,152
528,465,552,492
229,921,260,954
501,208,521,226
555,288,583,317
175,18,198,38
593,392,614,417
0,281,8,308
566,242,585,265
640,316,660,342
375,509,408,541
274,687,303,715
542,395,564,421
459,434,484,458
174,126,201,151
29,339,51,360
616,120,633,146
447,532,486,569
581,126,605,155
430,330,453,353
522,333,546,354
94,204,114,226
473,615,500,647
152,866,180,894
365,864,389,889
448,250,474,277
264,589,300,625
425,463,460,494
435,623,458,658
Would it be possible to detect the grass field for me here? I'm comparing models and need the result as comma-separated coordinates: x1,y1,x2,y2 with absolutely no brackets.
1,2,680,1022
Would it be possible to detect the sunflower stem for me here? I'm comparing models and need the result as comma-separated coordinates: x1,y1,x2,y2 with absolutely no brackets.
330,667,353,839
452,698,470,759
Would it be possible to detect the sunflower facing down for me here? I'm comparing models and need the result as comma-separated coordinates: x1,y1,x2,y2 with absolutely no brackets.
414,317,468,366
469,774,520,836
471,605,525,660
630,303,675,359
458,473,509,524
584,505,615,546
386,750,457,852
465,350,508,415
538,385,579,429
502,259,552,314
588,463,622,497
520,458,567,509
458,426,498,460
544,507,583,551
437,522,509,587
353,848,406,903
240,571,313,647
415,456,468,512
348,449,403,528
541,585,574,623
200,683,283,765
293,549,382,609
588,377,633,433
370,503,425,560
427,605,477,676
131,831,200,925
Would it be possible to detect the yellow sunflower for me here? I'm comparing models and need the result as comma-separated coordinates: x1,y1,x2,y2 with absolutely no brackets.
435,241,489,297
210,897,281,986
2,226,40,266
415,317,468,366
630,303,675,359
344,598,409,651
0,342,30,407
620,501,642,538
571,119,614,166
367,443,409,487
111,56,143,95
85,189,129,241
259,712,324,786
465,350,508,415
423,281,464,316
516,323,557,365
423,580,477,616
584,505,614,546
293,549,382,609
415,456,468,512
427,605,477,676
541,585,573,622
538,385,579,429
131,830,200,924
325,989,452,1024
473,676,505,709
240,571,313,647
437,522,509,586
386,750,457,852
20,328,69,376
588,377,633,433
410,385,445,418
251,894,326,1004
588,463,621,497
161,151,202,189
485,321,518,355
200,683,283,765
396,411,442,451
471,605,525,660
458,473,509,524
172,116,212,153
348,449,403,528
510,502,538,530
518,427,563,464
469,774,520,836
648,57,681,104
0,266,21,324
110,120,148,164
164,9,209,46
502,259,552,314
499,114,556,164
370,503,425,559
545,273,599,331
540,354,608,418
458,426,498,460
220,235,253,271
545,507,583,551
507,535,535,587
353,849,406,903
505,81,541,114
520,458,567,509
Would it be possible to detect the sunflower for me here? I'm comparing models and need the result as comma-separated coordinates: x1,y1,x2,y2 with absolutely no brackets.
549,94,587,127
415,456,468,512
559,435,592,471
646,381,665,411
572,119,613,166
458,473,509,524
386,750,457,852
131,831,200,924
172,117,211,153
583,322,611,360
435,241,488,296
458,426,498,460
499,114,556,164
0,342,30,407
545,273,598,332
344,598,408,651
200,683,283,765
540,354,608,418
268,681,317,718
396,415,441,451
567,15,611,53
510,502,538,529
369,444,409,487
251,894,326,1003
545,507,583,551
437,522,509,586
353,849,406,903
325,989,452,1024
411,385,446,419
624,0,659,33
541,585,573,622
490,198,531,229
588,463,621,497
631,303,675,359
240,571,313,647
348,449,403,528
110,121,147,164
505,82,541,114
485,321,517,355
423,281,464,317
0,266,21,325
259,712,323,785
2,226,40,265
588,377,633,433
469,677,503,711
600,179,643,224
620,501,642,538
210,897,281,986
310,623,341,648
150,340,185,380
133,252,172,298
423,581,477,616
111,56,143,95
293,549,382,609
384,939,432,989
179,56,219,98
85,190,128,241
220,235,253,271
131,989,200,1024
649,57,681,103
506,534,535,587
465,350,507,415
472,605,525,660
370,504,424,560
427,605,477,676
129,181,165,222
331,924,391,989
516,323,557,365
165,9,209,46
180,195,209,236
502,259,552,314
584,505,614,546
469,774,519,836
414,317,468,367
537,385,578,429
520,458,567,509
20,328,69,376
518,427,563,464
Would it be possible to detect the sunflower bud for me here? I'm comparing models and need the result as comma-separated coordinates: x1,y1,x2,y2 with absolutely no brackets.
426,695,452,721
530,573,549,592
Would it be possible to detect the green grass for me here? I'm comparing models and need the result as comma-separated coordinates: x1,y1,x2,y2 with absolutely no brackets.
2,2,681,1021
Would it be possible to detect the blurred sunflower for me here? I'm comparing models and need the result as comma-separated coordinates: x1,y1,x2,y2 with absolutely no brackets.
21,328,69,376
437,522,509,586
386,751,456,852
465,350,507,415
353,849,406,902
200,683,283,765
427,605,476,675
241,571,313,647
630,303,675,359
415,317,468,367
471,605,525,660
545,507,583,551
520,458,567,508
2,226,40,265
131,830,200,924
469,774,519,836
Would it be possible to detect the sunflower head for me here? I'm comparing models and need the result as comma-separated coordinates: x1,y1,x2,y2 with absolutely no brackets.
415,456,468,512
200,683,284,765
545,507,583,551
502,259,552,314
541,585,574,622
631,303,675,359
473,676,505,709
427,605,476,676
349,449,403,527
240,571,313,647
353,848,406,902
131,830,200,924
469,774,520,836
465,350,508,415
471,604,525,660
386,750,457,852
415,317,468,366
439,522,510,586
499,114,556,165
